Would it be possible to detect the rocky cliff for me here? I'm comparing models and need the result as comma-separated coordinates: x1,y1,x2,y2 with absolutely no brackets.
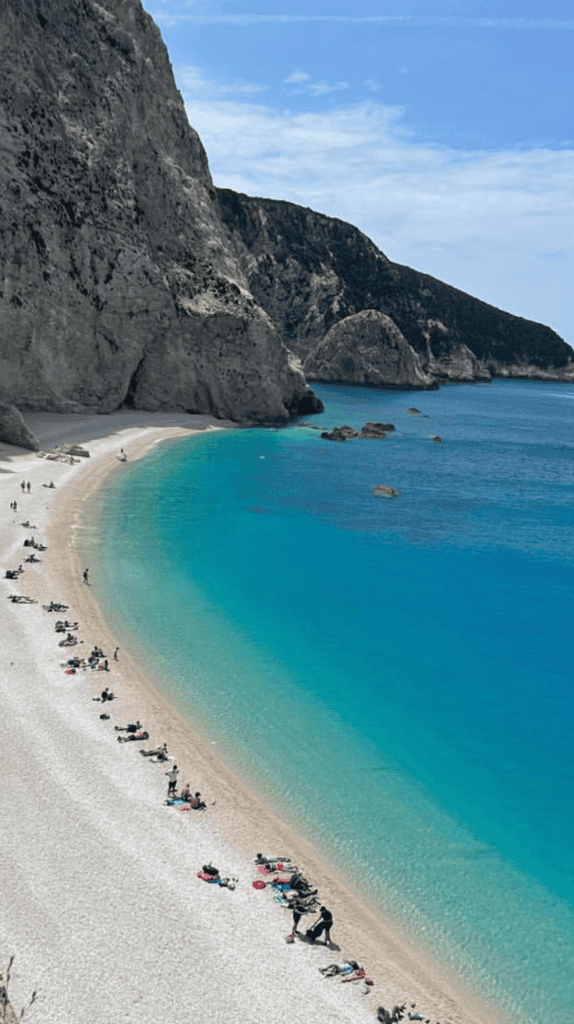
0,0,319,424
0,0,571,448
217,190,573,383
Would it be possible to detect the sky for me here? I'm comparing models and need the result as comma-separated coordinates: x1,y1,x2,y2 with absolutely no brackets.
147,0,574,347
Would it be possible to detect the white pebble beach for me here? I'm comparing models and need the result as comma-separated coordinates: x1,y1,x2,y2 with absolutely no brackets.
0,414,507,1024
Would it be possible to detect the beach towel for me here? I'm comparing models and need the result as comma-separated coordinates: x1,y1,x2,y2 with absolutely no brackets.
197,871,218,883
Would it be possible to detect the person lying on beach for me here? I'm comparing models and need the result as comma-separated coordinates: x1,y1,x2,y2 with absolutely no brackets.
24,554,41,563
58,634,78,647
100,688,114,702
55,620,78,632
319,960,361,977
5,570,20,579
289,871,317,895
66,656,85,669
8,594,37,604
140,743,168,759
254,853,292,869
20,521,37,529
115,721,142,733
197,865,236,888
117,730,149,743
43,601,69,612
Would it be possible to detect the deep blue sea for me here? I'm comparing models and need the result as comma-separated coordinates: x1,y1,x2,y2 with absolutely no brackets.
94,381,574,1024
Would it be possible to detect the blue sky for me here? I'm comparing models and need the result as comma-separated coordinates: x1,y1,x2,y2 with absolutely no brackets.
148,1,573,347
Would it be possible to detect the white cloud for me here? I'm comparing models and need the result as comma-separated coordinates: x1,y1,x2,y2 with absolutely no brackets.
179,90,574,343
152,11,574,29
176,65,266,98
284,72,311,84
308,81,349,96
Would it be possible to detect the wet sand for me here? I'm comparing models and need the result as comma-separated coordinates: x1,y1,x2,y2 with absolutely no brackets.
0,414,507,1024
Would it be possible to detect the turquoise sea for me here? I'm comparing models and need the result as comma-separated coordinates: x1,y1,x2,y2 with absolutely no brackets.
94,381,574,1024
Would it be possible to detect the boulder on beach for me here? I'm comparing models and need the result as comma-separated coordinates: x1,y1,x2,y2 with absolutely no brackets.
0,402,40,451
372,485,400,499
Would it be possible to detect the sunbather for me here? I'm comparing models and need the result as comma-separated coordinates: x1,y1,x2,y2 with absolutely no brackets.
319,960,360,977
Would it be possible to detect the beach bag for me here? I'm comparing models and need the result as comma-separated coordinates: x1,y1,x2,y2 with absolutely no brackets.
202,864,219,876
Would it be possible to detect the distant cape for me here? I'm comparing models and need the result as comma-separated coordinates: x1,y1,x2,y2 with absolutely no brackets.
0,0,572,447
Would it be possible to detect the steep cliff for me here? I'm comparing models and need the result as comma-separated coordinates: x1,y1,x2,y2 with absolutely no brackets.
0,0,318,424
217,190,572,383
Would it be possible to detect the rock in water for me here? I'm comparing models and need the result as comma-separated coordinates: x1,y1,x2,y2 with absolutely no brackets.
0,0,317,423
304,311,434,389
0,403,40,450
320,425,360,441
372,485,400,498
360,422,395,438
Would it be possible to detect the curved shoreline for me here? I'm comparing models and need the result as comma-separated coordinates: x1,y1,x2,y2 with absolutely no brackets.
0,415,506,1024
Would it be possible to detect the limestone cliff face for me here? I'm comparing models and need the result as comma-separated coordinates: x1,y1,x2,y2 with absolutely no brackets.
218,190,572,383
0,0,317,423
304,310,434,389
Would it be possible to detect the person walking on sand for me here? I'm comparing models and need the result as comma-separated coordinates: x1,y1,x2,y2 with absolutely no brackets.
27,481,31,492
166,765,179,798
83,568,90,585
114,647,119,662
21,481,25,492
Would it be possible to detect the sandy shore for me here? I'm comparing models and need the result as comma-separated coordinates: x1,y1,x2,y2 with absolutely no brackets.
0,414,507,1024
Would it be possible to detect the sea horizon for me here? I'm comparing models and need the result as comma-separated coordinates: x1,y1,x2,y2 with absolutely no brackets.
91,380,574,1024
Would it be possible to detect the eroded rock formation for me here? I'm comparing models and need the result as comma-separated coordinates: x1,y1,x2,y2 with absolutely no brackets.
304,310,434,389
0,403,40,451
0,0,319,424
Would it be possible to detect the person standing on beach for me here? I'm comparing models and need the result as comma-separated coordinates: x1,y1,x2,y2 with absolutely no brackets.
21,481,25,492
83,568,90,585
26,481,31,492
166,765,179,798
306,906,333,945
114,647,119,662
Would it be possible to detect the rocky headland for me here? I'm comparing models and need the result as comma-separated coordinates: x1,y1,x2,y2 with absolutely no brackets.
217,189,573,385
0,0,572,448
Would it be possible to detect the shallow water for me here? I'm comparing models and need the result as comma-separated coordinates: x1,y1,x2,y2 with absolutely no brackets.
95,381,574,1023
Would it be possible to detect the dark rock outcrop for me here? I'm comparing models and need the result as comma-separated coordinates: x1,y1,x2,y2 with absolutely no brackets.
0,402,40,450
0,0,318,424
218,190,572,383
320,425,359,441
360,422,394,438
303,310,434,389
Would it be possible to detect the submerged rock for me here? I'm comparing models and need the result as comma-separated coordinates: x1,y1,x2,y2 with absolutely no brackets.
372,485,400,498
